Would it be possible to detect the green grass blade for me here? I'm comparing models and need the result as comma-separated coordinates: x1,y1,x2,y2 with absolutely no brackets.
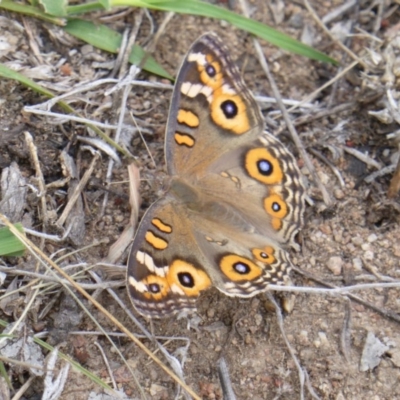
64,19,173,79
0,223,26,257
38,0,68,17
0,0,66,26
111,0,337,64
67,0,111,15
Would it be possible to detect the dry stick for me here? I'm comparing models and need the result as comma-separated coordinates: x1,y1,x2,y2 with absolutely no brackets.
56,152,100,227
266,292,305,400
340,299,352,363
388,145,400,198
277,102,355,135
308,148,345,188
110,27,129,79
94,341,118,390
285,60,359,115
303,0,367,69
321,0,358,24
252,39,332,205
343,146,383,169
119,9,145,79
22,17,43,65
292,266,400,324
0,216,201,400
25,132,48,228
218,357,237,400
10,375,35,400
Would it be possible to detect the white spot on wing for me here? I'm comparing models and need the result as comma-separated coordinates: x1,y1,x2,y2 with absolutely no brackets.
128,276,147,293
136,250,156,272
170,283,185,295
221,83,236,95
188,52,207,65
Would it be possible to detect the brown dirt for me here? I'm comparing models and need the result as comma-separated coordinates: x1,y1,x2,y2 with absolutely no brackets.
1,1,400,399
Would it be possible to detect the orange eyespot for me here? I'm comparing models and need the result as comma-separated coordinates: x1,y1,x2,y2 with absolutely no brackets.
142,276,168,300
245,148,283,184
219,254,262,281
264,194,288,219
211,93,249,134
252,246,276,264
167,259,211,296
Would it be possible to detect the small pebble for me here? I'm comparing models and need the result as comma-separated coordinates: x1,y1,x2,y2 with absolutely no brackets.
352,257,363,271
364,250,374,261
368,233,378,242
334,188,345,199
318,332,330,348
352,236,364,246
327,256,343,275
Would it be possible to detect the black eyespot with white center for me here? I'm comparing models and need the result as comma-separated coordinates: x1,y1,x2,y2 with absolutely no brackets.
272,202,281,212
221,100,238,119
205,64,216,77
148,283,161,293
178,272,195,288
233,261,250,275
260,252,268,259
257,159,273,176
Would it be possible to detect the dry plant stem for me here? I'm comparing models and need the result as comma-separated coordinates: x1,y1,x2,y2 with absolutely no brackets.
0,356,46,372
303,369,322,400
101,68,139,218
343,146,383,169
94,341,117,390
56,152,100,227
266,292,305,400
321,0,357,24
22,17,43,64
364,164,396,184
218,357,237,400
276,102,354,136
372,0,384,34
388,146,400,198
88,270,154,342
118,8,145,78
295,102,354,127
25,132,48,228
252,39,332,205
152,12,175,50
287,60,359,116
10,376,35,400
111,27,129,78
0,215,201,400
303,0,366,69
292,266,400,324
0,266,124,289
129,111,156,167
308,148,345,187
340,299,352,363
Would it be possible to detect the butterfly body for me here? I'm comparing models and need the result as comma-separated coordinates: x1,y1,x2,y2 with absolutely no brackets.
127,33,305,318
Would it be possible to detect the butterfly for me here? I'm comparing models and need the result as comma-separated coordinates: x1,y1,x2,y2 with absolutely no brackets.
127,33,305,318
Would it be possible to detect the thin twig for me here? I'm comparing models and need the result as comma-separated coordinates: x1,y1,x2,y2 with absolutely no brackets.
303,0,366,68
343,146,383,169
218,357,237,400
308,148,345,188
56,152,100,227
95,341,117,390
25,132,48,228
266,292,305,400
292,266,400,324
